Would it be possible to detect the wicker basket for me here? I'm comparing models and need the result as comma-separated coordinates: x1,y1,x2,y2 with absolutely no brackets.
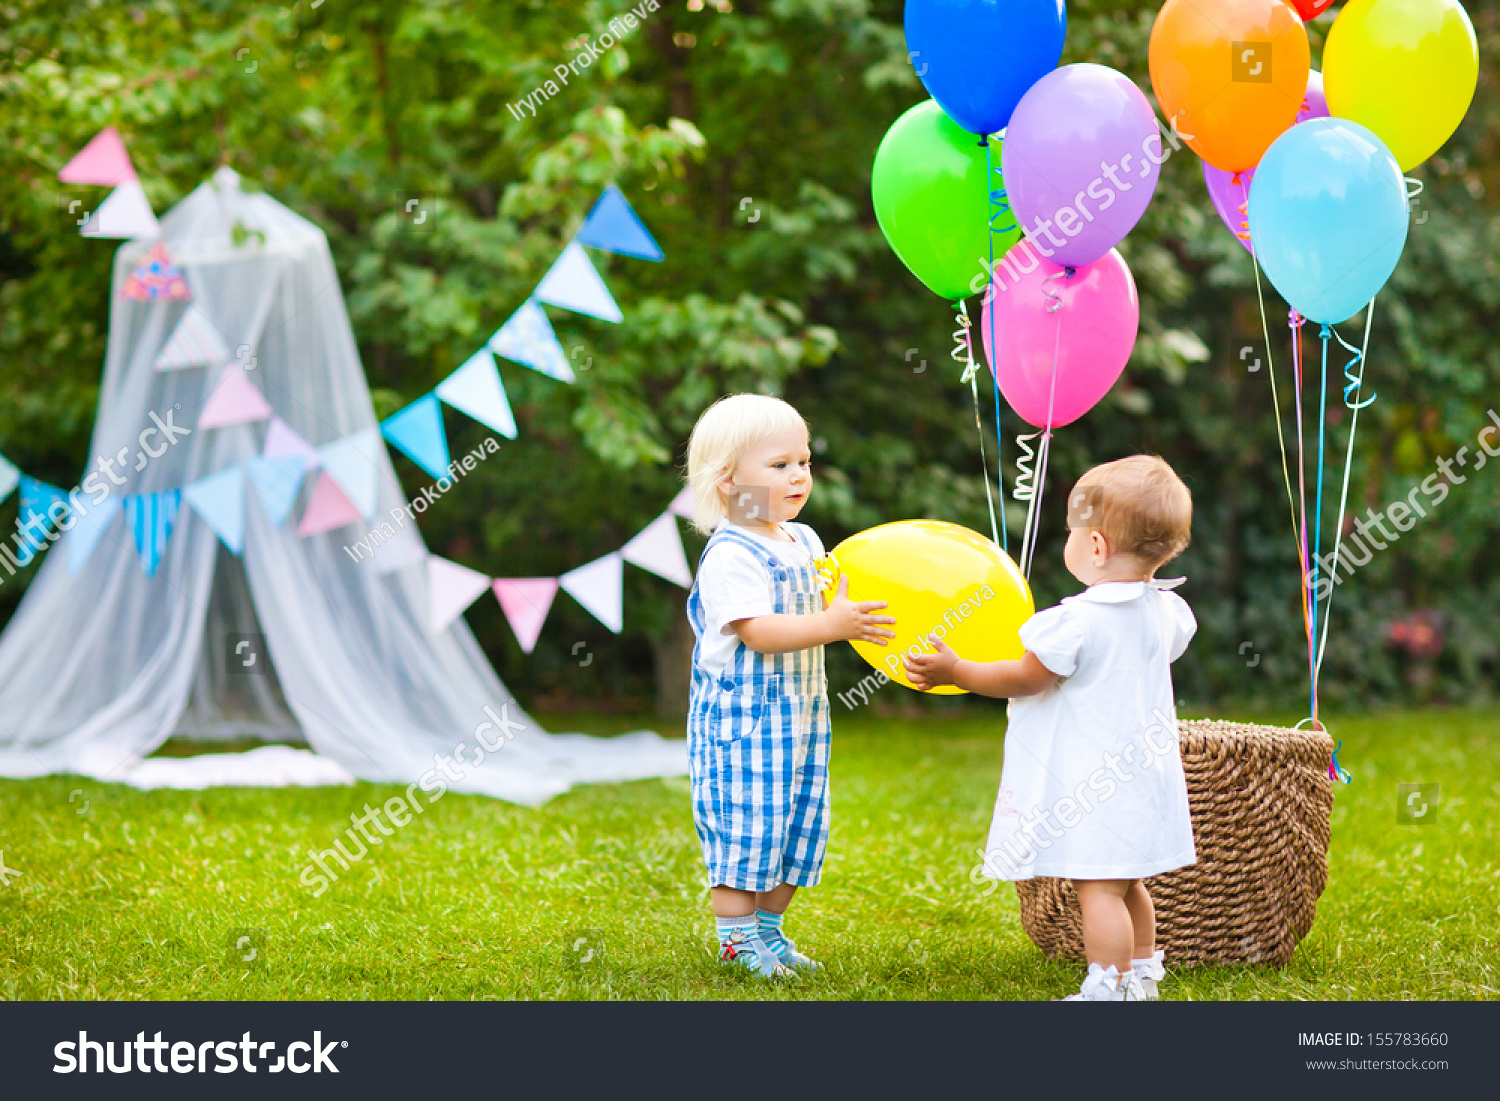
1015,719,1334,968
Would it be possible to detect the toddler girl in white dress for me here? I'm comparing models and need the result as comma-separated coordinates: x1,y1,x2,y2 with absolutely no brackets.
904,455,1196,1001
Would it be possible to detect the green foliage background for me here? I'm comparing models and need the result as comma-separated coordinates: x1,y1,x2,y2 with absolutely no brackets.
1,0,1496,717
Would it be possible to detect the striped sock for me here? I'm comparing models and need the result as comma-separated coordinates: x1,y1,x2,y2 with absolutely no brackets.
756,908,822,970
755,909,790,959
717,915,783,977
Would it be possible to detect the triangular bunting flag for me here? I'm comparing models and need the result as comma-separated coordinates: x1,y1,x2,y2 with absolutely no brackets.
316,428,382,519
297,472,363,537
0,454,18,506
123,489,181,578
263,417,320,467
435,347,518,439
247,455,308,528
534,241,624,323
154,304,231,370
122,243,190,301
58,126,138,186
621,512,692,588
576,184,665,262
81,180,160,240
492,577,559,654
67,497,123,574
488,299,575,383
183,464,246,555
15,477,71,565
560,552,624,634
381,394,452,481
426,555,493,634
197,365,272,429
668,485,694,520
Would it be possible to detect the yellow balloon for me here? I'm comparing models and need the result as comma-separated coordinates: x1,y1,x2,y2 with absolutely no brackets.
817,520,1034,695
1324,0,1478,173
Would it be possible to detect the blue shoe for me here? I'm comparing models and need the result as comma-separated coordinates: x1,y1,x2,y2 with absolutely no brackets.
720,929,795,979
772,935,823,972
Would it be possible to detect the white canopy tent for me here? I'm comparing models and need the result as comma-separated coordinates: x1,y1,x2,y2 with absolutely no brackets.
0,167,685,805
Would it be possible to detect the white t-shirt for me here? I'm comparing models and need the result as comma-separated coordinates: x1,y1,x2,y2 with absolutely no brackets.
980,578,1199,881
694,519,825,676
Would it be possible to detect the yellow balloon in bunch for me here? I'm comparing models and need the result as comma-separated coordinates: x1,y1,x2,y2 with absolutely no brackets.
817,520,1033,695
1324,0,1479,173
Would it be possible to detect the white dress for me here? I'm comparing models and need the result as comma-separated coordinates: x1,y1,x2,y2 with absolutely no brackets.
979,578,1198,881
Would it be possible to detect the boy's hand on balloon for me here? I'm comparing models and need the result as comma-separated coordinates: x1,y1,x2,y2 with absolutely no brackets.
903,634,959,690
825,574,896,646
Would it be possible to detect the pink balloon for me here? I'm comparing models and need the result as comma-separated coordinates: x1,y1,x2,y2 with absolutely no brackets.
979,248,1139,428
1203,70,1329,251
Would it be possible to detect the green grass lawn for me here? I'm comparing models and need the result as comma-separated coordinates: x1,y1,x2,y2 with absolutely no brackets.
0,709,1495,1001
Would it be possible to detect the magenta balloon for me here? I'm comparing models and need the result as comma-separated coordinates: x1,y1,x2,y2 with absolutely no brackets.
1001,64,1162,269
1202,71,1329,252
979,248,1139,428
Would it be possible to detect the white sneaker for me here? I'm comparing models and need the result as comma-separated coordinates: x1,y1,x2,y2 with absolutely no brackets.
1061,963,1132,1001
1131,949,1165,1000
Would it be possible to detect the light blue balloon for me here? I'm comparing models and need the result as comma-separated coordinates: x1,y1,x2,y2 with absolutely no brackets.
1249,118,1409,325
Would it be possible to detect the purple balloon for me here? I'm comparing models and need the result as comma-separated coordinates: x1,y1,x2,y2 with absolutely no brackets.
1203,70,1329,252
1001,63,1162,269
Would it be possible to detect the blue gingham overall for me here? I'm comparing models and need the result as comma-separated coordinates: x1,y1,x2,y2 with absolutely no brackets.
686,523,832,892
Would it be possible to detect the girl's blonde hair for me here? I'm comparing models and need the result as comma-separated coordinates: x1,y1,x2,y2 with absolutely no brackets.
684,394,809,536
1069,454,1192,569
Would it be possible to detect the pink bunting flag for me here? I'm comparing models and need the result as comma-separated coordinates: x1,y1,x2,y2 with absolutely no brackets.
426,555,493,634
263,416,320,467
492,578,559,654
198,365,272,429
297,472,363,537
668,485,695,520
58,126,138,186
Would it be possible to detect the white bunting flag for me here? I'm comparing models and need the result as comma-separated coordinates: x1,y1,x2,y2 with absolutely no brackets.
559,552,624,634
621,512,692,588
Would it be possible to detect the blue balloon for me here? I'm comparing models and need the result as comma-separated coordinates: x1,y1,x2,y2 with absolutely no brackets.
905,0,1067,137
1249,118,1410,325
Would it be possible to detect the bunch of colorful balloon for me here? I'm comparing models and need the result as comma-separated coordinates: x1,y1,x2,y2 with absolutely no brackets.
872,1,1164,577
1149,0,1478,754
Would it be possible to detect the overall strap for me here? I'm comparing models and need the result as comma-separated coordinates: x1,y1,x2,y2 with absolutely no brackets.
697,523,793,573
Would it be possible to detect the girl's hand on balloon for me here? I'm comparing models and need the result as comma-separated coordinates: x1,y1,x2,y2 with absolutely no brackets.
903,634,959,690
824,574,896,646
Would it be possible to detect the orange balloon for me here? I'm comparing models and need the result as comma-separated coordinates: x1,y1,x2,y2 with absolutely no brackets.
1149,0,1311,173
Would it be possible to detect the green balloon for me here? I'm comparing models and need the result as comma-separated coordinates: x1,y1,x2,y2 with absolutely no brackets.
871,100,1022,302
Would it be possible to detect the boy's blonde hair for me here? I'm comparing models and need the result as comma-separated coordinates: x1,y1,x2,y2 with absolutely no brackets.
1068,454,1192,570
684,394,809,536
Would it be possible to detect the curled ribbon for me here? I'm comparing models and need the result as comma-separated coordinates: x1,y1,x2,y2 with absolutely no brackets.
1012,431,1040,502
952,301,977,383
1328,739,1352,784
1328,322,1376,410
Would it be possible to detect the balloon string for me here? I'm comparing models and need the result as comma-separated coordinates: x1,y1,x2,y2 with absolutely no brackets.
1016,270,1069,579
1012,432,1040,503
1248,208,1305,645
1315,298,1378,678
1329,739,1353,785
1312,323,1332,729
1230,170,1250,244
984,137,1010,555
1289,310,1316,729
955,300,1001,549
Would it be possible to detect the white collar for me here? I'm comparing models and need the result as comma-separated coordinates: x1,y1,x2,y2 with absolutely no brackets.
1064,577,1186,605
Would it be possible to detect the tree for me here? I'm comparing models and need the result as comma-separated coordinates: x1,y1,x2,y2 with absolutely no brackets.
2,0,1495,718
